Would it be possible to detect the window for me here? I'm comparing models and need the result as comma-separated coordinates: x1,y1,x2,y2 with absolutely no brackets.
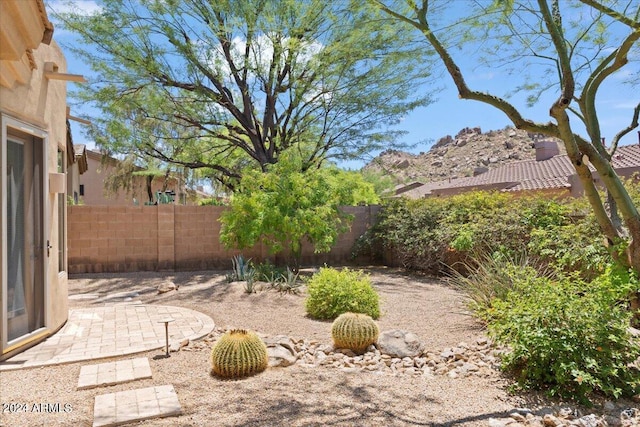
79,184,84,196
57,148,66,272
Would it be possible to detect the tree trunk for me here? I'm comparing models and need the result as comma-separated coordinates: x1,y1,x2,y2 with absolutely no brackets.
146,175,154,203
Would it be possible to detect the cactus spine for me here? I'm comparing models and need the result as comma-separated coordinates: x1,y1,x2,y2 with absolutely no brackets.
331,312,379,354
211,329,268,378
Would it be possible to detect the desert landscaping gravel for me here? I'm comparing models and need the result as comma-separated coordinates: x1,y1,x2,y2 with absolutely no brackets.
1,268,637,426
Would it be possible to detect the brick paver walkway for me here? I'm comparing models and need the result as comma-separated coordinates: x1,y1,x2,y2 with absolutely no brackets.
92,385,181,427
0,305,215,371
77,357,152,390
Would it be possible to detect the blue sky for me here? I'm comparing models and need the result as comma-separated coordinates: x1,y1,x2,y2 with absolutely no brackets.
49,0,639,169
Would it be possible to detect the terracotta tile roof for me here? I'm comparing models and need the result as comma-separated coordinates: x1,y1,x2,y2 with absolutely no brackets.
611,145,640,169
398,144,640,198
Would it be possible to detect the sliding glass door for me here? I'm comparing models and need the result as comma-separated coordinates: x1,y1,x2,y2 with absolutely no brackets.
4,126,45,344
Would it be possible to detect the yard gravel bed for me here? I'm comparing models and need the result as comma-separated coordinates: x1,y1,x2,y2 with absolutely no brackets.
0,268,636,426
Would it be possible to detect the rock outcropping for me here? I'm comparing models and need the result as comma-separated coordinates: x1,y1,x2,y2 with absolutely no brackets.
365,126,566,184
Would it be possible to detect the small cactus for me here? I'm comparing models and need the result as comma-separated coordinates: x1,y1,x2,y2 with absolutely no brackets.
331,312,379,354
211,329,268,378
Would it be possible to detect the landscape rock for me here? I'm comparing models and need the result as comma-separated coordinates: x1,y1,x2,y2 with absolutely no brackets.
377,330,424,358
264,335,298,367
169,338,190,352
157,281,178,294
193,328,638,427
396,159,410,169
267,345,298,367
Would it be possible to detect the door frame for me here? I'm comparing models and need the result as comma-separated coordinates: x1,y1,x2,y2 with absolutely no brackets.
1,113,49,354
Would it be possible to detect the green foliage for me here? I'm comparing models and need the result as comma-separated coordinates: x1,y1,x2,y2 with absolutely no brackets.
254,260,286,281
488,265,640,402
220,151,379,267
210,329,269,379
197,197,226,206
368,191,609,278
273,268,302,294
225,255,257,288
67,195,84,206
58,0,434,188
448,252,549,321
527,214,610,279
331,312,379,354
359,169,397,197
305,267,380,320
255,261,302,294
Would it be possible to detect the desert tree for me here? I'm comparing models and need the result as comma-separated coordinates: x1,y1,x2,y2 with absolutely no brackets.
219,149,379,270
372,1,640,289
55,0,435,190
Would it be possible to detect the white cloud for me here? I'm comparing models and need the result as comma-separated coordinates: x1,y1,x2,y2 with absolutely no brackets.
613,101,639,110
205,34,323,80
469,72,495,81
48,1,103,16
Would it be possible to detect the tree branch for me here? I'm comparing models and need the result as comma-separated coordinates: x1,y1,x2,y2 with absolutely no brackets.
578,0,640,29
611,103,640,155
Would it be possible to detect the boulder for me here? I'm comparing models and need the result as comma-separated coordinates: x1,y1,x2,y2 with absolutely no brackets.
267,345,297,367
264,335,298,367
377,330,424,358
395,159,410,169
157,281,178,294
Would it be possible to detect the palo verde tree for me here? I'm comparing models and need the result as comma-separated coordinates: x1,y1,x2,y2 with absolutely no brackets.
56,0,434,190
373,0,640,311
219,149,379,270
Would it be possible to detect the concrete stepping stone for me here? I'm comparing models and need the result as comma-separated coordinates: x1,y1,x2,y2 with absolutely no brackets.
92,384,181,427
68,293,100,300
78,357,152,390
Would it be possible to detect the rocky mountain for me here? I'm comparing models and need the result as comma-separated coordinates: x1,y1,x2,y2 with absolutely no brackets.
365,126,566,184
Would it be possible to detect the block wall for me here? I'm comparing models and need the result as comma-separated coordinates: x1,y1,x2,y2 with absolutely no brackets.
68,205,380,273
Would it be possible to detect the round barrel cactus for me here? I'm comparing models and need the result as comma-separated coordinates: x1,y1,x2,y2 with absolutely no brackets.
211,329,269,379
331,312,379,354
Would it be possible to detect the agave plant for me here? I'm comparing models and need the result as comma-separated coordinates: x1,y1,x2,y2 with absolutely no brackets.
275,267,301,294
226,255,256,282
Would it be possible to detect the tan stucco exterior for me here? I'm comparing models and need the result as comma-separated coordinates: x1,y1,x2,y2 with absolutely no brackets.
0,1,69,360
80,149,192,206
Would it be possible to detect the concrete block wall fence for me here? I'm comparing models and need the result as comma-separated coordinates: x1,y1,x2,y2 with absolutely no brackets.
68,205,381,274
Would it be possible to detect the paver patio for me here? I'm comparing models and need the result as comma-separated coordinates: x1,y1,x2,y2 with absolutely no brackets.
0,304,215,371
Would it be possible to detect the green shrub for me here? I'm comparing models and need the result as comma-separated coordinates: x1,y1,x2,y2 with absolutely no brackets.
366,191,612,280
305,267,380,320
198,197,226,206
254,260,287,283
488,265,640,403
527,213,609,279
448,251,550,321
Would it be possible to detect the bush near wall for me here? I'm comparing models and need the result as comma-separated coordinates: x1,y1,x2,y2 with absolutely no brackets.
364,191,612,277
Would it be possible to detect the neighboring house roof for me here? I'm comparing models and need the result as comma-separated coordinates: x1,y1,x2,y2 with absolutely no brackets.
398,144,640,199
73,144,88,174
611,144,640,169
393,181,423,196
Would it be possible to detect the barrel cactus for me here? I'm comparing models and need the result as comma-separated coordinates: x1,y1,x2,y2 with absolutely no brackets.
210,329,269,379
331,312,379,354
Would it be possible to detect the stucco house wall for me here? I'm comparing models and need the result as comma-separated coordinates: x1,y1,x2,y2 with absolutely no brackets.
79,149,189,206
0,1,70,361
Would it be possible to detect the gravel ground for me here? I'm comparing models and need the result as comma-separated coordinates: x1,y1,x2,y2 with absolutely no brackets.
0,268,635,426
